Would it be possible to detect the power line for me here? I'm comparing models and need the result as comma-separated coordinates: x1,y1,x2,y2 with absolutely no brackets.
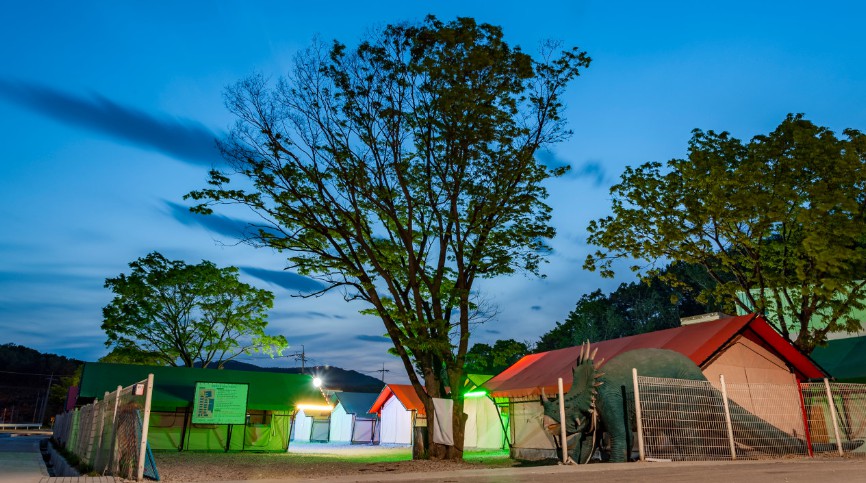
360,363,390,382
0,370,74,377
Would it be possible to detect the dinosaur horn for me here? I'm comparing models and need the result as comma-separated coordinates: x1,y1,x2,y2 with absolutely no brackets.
590,347,598,361
594,358,605,370
578,344,585,363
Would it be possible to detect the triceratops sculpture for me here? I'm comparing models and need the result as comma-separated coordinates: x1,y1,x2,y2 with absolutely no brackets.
541,342,811,463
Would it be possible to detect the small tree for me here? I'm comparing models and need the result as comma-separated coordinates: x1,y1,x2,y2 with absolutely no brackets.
102,252,287,367
585,115,866,353
187,16,589,459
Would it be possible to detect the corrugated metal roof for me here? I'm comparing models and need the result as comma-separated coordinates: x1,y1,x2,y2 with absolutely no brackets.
79,362,326,411
483,313,825,398
368,384,426,416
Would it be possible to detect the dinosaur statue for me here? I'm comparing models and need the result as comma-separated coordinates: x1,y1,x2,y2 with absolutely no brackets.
541,342,812,463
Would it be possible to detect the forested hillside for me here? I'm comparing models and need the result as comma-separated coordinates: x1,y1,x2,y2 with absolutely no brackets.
0,343,81,425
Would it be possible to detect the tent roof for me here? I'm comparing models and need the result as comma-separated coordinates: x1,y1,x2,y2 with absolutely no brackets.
465,374,494,389
79,362,326,411
483,313,825,398
369,384,426,416
332,391,379,419
811,336,866,383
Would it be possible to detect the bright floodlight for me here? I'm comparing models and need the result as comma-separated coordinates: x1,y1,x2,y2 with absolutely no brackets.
313,377,322,388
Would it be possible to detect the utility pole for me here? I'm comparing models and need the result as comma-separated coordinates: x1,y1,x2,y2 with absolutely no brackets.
379,363,388,382
285,345,306,373
38,373,54,426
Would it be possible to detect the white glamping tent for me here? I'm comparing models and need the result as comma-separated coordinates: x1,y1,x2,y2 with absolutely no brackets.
369,382,505,448
462,394,506,449
291,408,313,442
369,384,425,445
328,392,380,444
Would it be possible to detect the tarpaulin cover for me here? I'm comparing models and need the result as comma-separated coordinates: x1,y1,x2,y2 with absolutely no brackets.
431,398,454,445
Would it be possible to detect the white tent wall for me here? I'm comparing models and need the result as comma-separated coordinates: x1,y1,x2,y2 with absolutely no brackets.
291,409,313,443
463,397,505,449
328,403,354,443
509,399,557,460
352,418,378,444
380,396,413,444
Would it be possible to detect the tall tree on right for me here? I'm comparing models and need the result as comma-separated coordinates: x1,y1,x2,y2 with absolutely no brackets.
585,115,866,353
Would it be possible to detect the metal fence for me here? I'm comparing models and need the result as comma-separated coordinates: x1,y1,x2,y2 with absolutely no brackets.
634,372,866,461
53,374,158,481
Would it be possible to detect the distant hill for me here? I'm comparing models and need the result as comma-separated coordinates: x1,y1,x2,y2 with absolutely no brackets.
218,360,386,393
0,343,82,424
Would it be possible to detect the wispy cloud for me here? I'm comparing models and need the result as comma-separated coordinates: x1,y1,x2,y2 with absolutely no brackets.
166,201,250,239
0,79,222,167
573,161,608,187
536,150,608,187
240,266,326,293
355,335,390,343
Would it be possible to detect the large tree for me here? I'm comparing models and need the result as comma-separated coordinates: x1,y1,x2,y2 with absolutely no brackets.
585,115,866,353
187,16,589,459
102,252,287,368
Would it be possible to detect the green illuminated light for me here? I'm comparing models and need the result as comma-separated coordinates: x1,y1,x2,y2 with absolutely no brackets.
464,390,488,399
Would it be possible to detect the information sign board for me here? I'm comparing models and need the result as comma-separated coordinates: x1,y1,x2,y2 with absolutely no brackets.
191,382,249,425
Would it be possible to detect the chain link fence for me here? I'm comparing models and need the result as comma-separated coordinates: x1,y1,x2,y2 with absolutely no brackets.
635,373,866,461
53,374,158,480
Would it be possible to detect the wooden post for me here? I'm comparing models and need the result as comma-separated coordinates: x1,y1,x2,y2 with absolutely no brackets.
823,378,844,456
136,374,154,481
632,368,645,461
719,375,737,460
557,378,567,463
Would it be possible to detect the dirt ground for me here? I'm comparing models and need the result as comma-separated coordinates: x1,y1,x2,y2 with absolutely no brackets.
153,443,515,482
153,443,866,483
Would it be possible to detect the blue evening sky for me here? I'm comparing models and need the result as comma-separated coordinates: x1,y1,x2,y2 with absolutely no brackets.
1,1,864,383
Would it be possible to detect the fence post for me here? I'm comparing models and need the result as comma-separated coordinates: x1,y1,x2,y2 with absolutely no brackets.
719,375,737,460
557,378,568,464
823,378,844,456
136,374,155,481
632,368,645,461
108,385,122,475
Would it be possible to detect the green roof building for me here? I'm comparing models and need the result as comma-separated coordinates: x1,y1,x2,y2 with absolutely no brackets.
79,362,327,452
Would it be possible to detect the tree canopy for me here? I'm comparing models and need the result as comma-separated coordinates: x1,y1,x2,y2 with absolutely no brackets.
464,339,531,375
102,251,287,368
535,262,721,352
187,16,589,459
585,115,866,353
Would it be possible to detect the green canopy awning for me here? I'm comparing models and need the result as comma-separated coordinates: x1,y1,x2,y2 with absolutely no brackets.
79,362,326,411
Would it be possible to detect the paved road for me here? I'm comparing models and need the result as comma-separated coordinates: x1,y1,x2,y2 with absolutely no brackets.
0,433,49,482
4,432,864,482
221,458,866,483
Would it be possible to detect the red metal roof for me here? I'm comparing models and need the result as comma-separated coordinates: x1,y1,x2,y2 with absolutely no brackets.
483,313,825,398
368,383,427,416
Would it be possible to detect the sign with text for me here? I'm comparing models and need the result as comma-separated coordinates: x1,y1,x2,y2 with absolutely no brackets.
191,382,249,425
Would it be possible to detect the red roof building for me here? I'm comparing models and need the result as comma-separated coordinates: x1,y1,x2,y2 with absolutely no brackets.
484,313,825,399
